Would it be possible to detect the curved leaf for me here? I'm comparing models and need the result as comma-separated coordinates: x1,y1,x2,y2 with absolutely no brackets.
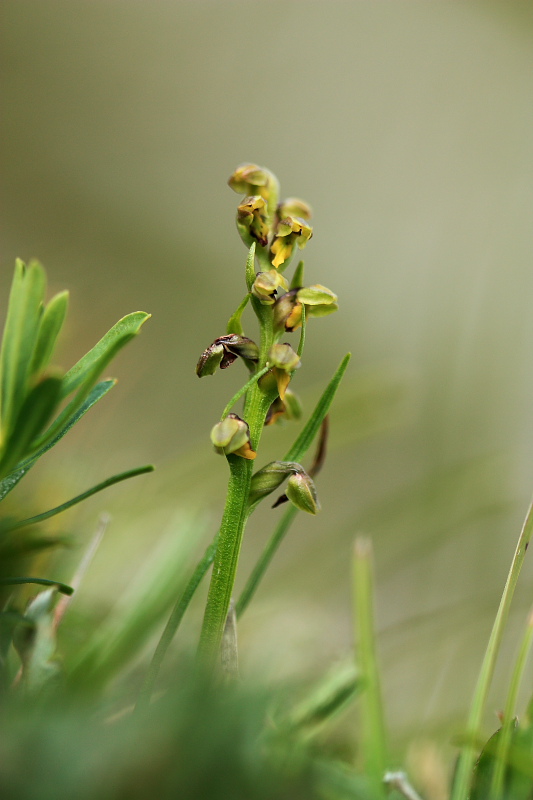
0,577,74,595
32,311,150,451
0,261,46,437
0,375,63,481
0,379,115,503
30,290,69,375
7,464,154,531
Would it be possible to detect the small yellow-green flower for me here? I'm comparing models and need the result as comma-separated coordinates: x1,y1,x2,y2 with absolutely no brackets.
278,197,312,221
270,216,313,269
228,164,277,202
252,270,289,305
237,195,269,246
268,343,301,400
297,284,338,318
273,283,338,331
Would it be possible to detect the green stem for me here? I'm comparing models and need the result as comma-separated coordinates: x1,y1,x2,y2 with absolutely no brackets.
236,505,298,618
451,497,533,800
490,606,533,799
196,456,254,671
197,290,275,671
353,537,388,796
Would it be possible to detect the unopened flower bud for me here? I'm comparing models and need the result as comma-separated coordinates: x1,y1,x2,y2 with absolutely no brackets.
228,164,277,202
252,270,288,305
278,198,312,221
237,195,269,246
268,343,301,372
271,216,313,269
249,460,301,504
210,414,256,460
286,472,321,515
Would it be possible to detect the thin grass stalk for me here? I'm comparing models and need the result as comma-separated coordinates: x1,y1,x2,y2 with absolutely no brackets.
489,606,533,799
353,536,388,797
135,533,220,712
451,497,533,800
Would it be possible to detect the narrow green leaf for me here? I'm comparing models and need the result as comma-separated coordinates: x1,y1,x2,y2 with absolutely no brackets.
226,294,250,336
284,352,351,463
490,608,533,798
60,311,150,399
0,379,115,503
0,261,47,437
30,290,69,375
451,497,533,800
0,375,63,481
6,464,154,531
136,532,219,713
279,661,361,737
32,312,150,450
353,537,389,797
0,577,74,595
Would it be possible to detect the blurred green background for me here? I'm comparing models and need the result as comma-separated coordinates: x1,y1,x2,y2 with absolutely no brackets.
2,0,533,748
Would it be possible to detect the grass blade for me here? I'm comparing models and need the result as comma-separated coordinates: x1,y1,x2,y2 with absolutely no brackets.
0,261,46,437
0,577,73,595
0,380,115,503
59,311,150,399
32,312,150,451
135,532,219,712
278,660,361,740
284,353,350,462
30,290,69,375
0,375,63,481
451,497,533,800
353,537,388,797
6,465,154,531
490,607,533,799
